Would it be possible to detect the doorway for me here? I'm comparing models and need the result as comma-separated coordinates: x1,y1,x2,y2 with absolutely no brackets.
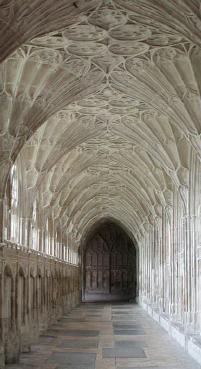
82,220,137,302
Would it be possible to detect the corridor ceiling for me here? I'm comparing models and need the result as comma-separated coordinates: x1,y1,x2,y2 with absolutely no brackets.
1,0,201,242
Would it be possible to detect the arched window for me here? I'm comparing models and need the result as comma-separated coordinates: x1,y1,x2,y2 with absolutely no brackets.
3,186,10,240
45,218,50,254
10,164,19,242
11,165,18,208
33,200,37,222
32,199,38,250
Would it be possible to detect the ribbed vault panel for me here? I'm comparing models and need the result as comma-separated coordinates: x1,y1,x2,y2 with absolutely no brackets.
1,0,201,245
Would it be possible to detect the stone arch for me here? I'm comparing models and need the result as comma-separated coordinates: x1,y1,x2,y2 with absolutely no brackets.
80,216,138,249
81,218,138,302
3,264,18,364
3,264,14,332
29,267,36,320
36,268,43,315
17,265,26,328
46,270,53,309
45,269,50,309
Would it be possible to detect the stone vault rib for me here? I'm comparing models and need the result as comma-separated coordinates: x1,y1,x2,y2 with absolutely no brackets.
0,0,101,63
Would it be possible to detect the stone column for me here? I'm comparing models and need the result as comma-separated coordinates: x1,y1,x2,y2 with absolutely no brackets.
0,248,5,368
0,199,4,243
19,217,27,246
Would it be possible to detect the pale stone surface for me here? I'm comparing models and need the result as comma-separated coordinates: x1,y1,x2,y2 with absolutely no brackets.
0,244,80,368
5,303,201,369
1,0,201,367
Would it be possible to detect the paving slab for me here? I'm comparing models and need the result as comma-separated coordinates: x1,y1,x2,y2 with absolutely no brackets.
59,339,99,349
47,329,99,337
102,347,146,358
6,303,201,369
114,329,145,335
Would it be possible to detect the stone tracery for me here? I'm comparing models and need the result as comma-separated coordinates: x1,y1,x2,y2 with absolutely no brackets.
1,0,201,366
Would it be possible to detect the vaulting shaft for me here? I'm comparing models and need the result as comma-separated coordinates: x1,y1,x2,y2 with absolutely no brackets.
1,0,201,367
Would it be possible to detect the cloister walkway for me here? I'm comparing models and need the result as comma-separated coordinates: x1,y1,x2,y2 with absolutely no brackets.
7,303,201,369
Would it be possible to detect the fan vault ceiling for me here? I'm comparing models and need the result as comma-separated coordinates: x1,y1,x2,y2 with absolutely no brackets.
1,0,201,244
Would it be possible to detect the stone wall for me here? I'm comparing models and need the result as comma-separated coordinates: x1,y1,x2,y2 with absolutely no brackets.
138,152,201,362
0,242,81,369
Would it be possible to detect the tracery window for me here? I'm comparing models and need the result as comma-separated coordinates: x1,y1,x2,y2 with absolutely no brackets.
5,164,79,264
45,218,50,254
32,199,38,250
10,164,19,242
3,188,10,240
33,200,37,222
11,165,18,207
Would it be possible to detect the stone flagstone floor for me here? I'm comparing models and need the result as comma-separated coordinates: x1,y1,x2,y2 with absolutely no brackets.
7,303,201,369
